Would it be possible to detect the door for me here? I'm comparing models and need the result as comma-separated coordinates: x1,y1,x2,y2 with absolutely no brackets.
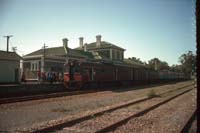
15,69,19,82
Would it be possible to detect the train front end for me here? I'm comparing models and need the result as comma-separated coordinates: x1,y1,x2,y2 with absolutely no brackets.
63,61,85,89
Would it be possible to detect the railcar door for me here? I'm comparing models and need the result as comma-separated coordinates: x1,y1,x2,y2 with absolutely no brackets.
132,67,135,80
89,67,93,81
69,62,75,81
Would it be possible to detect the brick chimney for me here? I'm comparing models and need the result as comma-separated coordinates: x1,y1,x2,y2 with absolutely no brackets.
84,43,87,52
96,35,101,47
63,38,68,48
79,37,84,48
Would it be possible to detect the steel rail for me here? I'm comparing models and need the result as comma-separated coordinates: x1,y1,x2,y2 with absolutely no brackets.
22,84,194,133
95,88,193,133
181,109,197,133
0,83,193,105
0,89,98,105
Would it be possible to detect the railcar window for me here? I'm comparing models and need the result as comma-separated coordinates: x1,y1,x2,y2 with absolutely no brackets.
71,67,75,74
64,66,69,72
74,65,81,73
94,68,101,73
83,68,89,75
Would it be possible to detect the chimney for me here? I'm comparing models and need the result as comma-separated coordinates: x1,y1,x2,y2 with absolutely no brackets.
79,37,84,48
96,35,101,47
84,43,87,52
63,38,68,48
154,59,158,71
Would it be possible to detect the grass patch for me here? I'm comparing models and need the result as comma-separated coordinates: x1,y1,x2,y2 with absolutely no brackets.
135,105,141,110
147,89,158,98
52,108,70,113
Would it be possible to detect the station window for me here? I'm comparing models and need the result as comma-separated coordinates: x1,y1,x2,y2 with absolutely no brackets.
31,61,39,71
35,63,37,70
31,63,34,71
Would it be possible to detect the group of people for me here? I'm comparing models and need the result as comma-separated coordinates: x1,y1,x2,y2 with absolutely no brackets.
38,71,63,84
21,71,63,84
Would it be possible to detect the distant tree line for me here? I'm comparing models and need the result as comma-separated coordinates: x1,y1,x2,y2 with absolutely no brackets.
128,51,196,76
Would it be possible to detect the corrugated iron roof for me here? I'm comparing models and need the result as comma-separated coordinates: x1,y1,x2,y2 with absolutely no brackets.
24,46,65,57
23,46,95,59
0,50,21,61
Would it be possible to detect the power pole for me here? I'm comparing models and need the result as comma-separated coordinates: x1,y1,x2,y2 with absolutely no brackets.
42,43,48,59
41,43,48,73
4,35,13,52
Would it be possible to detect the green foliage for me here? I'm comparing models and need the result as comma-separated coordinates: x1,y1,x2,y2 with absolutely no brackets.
52,108,70,113
128,57,145,64
179,51,196,75
147,89,157,98
170,64,182,72
147,58,170,71
128,51,196,76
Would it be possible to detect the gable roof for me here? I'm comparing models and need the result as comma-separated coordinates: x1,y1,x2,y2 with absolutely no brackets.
66,48,94,59
0,50,21,61
24,46,65,57
23,46,95,59
75,41,125,51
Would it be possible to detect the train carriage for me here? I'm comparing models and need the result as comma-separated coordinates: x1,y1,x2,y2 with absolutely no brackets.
63,60,188,89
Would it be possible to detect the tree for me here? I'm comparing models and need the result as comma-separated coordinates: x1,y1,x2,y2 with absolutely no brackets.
147,58,170,71
170,64,182,72
179,51,196,75
128,57,144,64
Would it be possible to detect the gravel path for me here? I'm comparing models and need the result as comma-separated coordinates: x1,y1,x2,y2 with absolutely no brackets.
0,81,193,132
57,85,193,133
113,86,196,133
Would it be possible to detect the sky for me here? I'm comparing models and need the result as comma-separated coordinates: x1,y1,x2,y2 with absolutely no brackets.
0,0,196,65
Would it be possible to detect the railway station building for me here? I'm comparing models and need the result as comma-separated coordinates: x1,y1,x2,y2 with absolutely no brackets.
22,35,143,81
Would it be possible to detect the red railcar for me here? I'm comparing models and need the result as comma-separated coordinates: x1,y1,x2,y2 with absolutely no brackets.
63,60,154,88
63,60,186,89
64,61,118,88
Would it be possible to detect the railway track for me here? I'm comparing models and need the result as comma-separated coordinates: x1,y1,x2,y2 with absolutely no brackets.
95,88,193,133
0,89,99,105
20,83,194,133
0,82,193,105
181,109,197,133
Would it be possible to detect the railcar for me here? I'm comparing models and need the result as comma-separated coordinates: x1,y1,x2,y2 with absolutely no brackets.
63,60,188,89
63,60,161,89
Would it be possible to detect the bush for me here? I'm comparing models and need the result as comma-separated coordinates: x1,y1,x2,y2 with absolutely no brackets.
147,89,157,98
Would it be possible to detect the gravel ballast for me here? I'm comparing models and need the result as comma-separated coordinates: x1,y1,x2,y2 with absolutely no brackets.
114,87,196,133
56,85,194,133
0,81,193,132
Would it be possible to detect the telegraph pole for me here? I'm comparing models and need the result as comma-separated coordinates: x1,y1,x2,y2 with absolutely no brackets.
41,44,48,74
42,43,48,60
4,35,13,52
